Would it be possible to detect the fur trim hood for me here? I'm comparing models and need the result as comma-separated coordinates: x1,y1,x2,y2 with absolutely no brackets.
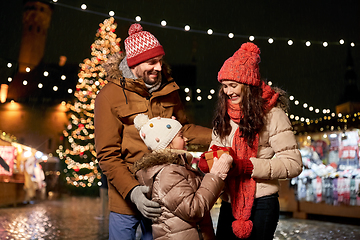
101,52,149,97
273,86,290,114
102,52,126,85
133,149,196,200
133,149,193,173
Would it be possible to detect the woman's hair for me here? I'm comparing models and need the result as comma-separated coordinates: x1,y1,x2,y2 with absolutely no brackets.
212,82,266,147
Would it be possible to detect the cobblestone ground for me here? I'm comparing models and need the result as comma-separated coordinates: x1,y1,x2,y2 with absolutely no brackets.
0,196,359,240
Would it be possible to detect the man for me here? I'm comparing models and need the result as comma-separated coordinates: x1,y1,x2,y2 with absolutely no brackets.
94,23,212,240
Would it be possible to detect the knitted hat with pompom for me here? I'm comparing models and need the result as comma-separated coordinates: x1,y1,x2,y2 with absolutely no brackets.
218,42,261,86
134,114,182,151
124,23,165,68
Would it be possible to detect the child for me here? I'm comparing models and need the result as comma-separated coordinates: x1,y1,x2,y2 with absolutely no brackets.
133,114,233,240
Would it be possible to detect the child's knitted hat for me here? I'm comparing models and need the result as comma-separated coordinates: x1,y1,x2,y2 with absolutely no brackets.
134,114,182,151
124,23,165,67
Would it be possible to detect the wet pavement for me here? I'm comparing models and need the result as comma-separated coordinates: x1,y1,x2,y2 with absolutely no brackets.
0,196,360,240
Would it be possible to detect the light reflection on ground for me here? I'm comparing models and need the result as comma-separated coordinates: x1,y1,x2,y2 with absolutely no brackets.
1,196,360,240
0,196,108,240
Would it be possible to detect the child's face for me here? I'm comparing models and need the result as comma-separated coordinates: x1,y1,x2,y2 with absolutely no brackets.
169,131,187,150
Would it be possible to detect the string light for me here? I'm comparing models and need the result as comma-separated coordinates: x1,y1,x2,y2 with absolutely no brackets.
0,53,350,124
47,1,357,48
2,2,357,136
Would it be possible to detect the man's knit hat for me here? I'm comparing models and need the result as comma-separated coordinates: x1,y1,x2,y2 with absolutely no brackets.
124,23,165,68
134,114,182,151
218,42,261,86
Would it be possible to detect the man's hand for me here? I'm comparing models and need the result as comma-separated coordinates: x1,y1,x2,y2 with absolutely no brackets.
130,186,162,220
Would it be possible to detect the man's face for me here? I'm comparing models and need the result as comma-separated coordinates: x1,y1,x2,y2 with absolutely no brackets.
131,55,163,85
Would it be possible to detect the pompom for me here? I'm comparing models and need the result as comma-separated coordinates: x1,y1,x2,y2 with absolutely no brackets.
134,114,149,131
240,42,260,54
128,23,143,35
232,219,253,239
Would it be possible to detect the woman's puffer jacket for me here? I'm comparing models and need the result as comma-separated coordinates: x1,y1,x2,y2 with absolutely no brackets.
134,149,224,240
210,88,302,199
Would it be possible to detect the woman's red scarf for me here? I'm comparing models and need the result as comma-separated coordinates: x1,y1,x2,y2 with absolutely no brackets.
227,81,279,238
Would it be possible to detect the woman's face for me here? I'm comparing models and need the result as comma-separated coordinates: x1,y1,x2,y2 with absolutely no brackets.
221,80,244,104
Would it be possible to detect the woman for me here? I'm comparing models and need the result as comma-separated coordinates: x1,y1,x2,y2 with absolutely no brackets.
200,42,303,239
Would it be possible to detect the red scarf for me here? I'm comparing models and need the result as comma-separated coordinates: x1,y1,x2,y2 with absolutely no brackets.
227,82,279,238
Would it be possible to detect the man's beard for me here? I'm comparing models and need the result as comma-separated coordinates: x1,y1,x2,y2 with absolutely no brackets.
143,71,162,86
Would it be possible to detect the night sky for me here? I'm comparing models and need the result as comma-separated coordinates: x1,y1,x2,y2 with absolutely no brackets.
0,0,359,127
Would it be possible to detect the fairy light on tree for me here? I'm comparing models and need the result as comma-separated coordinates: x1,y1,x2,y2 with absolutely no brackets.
56,17,121,194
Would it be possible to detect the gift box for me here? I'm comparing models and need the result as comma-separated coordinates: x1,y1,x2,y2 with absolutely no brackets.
201,145,233,171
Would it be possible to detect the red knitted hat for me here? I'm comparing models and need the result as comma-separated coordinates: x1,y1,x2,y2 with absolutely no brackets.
124,23,165,67
218,42,261,86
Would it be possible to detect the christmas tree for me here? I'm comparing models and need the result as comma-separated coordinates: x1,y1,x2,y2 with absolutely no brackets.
56,17,121,195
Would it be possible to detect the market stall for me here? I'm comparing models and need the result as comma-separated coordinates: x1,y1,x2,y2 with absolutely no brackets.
279,129,360,219
0,133,47,207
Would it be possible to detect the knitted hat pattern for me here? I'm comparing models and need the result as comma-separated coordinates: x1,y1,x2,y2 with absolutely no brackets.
218,42,261,86
124,23,165,67
134,114,182,151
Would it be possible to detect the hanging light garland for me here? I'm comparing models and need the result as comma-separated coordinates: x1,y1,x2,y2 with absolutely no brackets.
3,2,358,139
50,0,357,48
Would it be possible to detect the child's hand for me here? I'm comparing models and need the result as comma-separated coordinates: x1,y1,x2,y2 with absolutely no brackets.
210,153,233,180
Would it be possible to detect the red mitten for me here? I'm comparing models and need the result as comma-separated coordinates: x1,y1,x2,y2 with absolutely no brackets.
198,153,210,173
241,158,254,175
229,157,254,177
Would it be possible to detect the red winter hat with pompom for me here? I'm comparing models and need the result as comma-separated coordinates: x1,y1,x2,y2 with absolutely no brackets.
218,42,261,86
124,23,165,67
